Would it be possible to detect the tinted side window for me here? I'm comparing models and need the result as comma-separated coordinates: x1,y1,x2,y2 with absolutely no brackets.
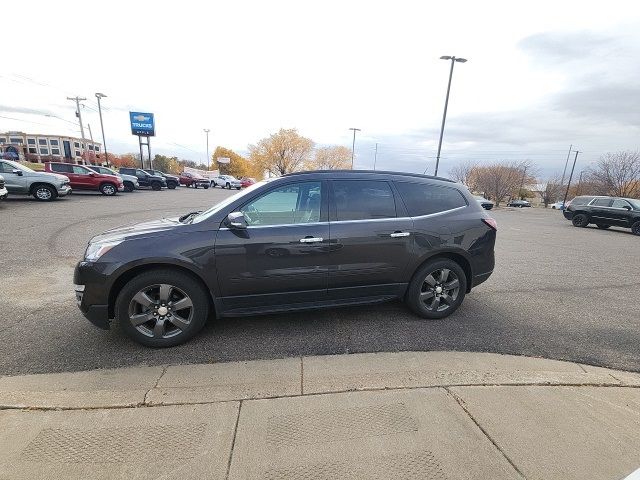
332,180,396,221
241,182,321,226
72,166,89,174
611,199,631,209
395,182,467,216
51,163,73,173
0,162,15,173
120,168,134,175
592,198,612,207
571,196,593,206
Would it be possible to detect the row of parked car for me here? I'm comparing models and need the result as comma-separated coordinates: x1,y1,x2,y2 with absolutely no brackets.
0,158,256,201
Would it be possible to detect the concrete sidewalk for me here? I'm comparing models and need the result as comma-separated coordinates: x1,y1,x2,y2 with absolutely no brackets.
0,351,639,479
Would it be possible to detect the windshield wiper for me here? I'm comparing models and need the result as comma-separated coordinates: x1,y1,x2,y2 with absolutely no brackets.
179,211,202,223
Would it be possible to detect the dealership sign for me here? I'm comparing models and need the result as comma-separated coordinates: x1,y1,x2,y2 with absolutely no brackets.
129,112,155,136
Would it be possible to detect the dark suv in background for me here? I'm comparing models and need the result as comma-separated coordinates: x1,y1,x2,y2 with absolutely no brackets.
74,170,497,347
119,168,166,190
144,169,179,189
564,195,640,234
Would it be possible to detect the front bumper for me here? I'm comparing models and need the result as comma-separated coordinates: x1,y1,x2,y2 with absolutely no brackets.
117,184,125,192
0,187,7,199
74,261,112,329
57,185,72,196
563,210,574,220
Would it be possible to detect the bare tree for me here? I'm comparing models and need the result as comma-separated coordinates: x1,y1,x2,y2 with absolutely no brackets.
305,146,351,170
586,151,640,198
473,161,529,206
448,160,478,189
538,174,563,207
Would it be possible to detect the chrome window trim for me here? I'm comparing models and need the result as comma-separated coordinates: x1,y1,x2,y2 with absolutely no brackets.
220,221,329,231
410,205,468,220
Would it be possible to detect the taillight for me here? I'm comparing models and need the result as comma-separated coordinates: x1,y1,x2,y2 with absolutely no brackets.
482,218,497,231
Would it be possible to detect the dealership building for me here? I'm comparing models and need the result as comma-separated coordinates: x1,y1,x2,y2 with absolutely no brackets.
0,131,102,164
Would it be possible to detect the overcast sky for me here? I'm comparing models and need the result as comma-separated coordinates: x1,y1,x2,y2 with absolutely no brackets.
2,0,639,177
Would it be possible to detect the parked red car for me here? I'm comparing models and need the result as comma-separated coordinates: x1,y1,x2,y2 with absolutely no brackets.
45,162,124,195
179,172,210,189
239,177,256,188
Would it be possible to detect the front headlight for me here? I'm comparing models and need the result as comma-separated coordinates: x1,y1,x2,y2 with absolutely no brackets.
85,240,122,261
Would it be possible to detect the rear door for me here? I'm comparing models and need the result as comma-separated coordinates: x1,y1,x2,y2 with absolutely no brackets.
327,179,414,299
589,198,613,223
214,180,330,311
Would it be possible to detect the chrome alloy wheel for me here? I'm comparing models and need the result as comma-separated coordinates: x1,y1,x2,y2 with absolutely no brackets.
419,268,460,312
128,284,194,339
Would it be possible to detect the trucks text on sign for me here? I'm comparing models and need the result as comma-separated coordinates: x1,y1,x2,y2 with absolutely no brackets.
129,112,155,137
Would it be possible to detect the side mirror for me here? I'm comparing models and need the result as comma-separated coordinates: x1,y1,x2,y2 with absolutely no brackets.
226,211,247,229
12,169,23,176
623,205,631,211
88,172,96,176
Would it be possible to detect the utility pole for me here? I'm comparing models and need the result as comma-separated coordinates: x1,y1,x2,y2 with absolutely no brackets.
373,143,378,170
576,170,584,196
87,123,94,141
349,128,361,169
518,165,528,199
67,96,86,163
204,129,210,170
562,150,581,207
560,144,572,187
95,93,109,167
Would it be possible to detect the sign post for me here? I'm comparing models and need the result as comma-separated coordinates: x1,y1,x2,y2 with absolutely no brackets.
129,112,155,169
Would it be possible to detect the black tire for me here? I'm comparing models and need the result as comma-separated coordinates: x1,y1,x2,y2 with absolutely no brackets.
151,182,162,191
572,213,589,227
596,224,610,229
406,258,467,320
631,221,640,236
236,187,241,190
167,182,177,190
100,182,117,196
116,269,210,347
203,184,210,189
123,182,134,193
31,184,57,202
194,184,198,189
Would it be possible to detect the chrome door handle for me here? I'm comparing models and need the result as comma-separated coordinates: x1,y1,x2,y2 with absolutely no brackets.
390,232,410,238
300,237,323,243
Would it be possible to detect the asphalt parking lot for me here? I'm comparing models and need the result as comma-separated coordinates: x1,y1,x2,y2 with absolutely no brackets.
0,188,638,375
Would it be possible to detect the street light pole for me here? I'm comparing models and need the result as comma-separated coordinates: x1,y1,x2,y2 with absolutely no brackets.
203,129,210,170
560,144,572,188
349,128,361,169
434,55,467,177
576,170,584,196
562,150,581,207
95,93,109,167
373,143,378,170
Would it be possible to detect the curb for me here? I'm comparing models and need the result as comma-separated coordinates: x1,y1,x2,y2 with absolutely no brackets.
1,351,639,410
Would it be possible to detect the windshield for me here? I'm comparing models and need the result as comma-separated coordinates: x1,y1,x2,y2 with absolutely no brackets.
191,180,268,224
628,199,640,209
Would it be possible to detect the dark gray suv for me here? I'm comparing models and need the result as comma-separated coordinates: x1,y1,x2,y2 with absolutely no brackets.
74,170,497,347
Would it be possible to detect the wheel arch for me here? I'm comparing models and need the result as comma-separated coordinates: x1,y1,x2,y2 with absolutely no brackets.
409,251,473,294
108,263,216,319
28,181,57,195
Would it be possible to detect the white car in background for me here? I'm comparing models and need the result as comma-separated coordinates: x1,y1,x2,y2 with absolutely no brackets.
211,174,242,189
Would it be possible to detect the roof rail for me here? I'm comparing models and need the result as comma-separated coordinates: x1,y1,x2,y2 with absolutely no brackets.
282,169,455,183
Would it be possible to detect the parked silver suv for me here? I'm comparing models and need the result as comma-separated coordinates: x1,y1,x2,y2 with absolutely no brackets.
0,159,72,201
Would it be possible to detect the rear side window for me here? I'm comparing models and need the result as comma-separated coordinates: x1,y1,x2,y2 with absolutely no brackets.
50,163,73,173
332,180,396,221
592,198,612,207
570,196,593,206
72,166,89,174
395,182,467,216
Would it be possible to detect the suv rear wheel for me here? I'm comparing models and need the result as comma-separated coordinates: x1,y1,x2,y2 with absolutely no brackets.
32,184,57,201
406,258,467,319
100,182,117,196
123,181,135,193
116,269,210,347
167,181,177,189
572,213,589,227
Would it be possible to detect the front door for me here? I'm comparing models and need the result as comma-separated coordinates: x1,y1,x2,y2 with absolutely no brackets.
609,198,634,227
214,180,329,311
328,179,414,299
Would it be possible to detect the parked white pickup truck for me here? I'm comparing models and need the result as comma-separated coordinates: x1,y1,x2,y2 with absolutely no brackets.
211,175,241,189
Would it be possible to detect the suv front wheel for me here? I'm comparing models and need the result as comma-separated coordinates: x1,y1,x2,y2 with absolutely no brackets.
100,182,117,196
116,269,210,347
632,221,640,236
406,258,467,320
32,184,57,201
